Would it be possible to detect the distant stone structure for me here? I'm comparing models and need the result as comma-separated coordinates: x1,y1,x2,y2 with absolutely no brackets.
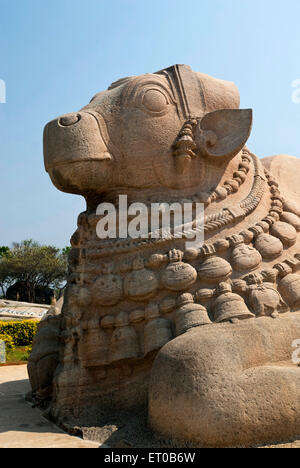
29,65,300,447
6,281,54,305
0,340,5,364
0,300,50,320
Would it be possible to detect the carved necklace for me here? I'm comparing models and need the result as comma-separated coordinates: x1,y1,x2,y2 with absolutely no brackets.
82,149,266,258
144,149,252,207
67,166,300,361
74,165,300,296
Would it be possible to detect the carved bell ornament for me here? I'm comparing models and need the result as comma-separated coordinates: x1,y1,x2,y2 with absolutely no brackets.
270,221,297,247
78,320,110,368
277,268,300,310
160,297,177,314
254,232,283,260
212,282,255,323
124,257,158,301
280,212,300,231
175,293,211,335
92,273,123,306
198,245,232,284
161,249,197,291
229,235,262,273
110,312,140,363
143,304,173,357
283,199,300,218
194,288,214,305
245,273,289,318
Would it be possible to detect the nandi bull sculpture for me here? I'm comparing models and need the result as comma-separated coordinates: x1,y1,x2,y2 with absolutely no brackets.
28,65,300,447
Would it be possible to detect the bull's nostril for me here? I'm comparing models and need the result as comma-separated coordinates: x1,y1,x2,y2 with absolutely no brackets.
59,114,81,127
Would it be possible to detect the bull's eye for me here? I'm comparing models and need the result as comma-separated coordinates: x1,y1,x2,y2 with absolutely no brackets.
142,88,169,114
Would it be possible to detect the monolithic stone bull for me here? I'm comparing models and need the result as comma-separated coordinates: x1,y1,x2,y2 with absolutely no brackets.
29,65,300,447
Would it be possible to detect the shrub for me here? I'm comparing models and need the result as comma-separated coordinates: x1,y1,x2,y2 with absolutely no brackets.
0,320,38,346
0,333,15,351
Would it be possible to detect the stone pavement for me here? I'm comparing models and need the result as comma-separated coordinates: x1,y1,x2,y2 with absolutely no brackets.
1,364,299,448
0,365,99,448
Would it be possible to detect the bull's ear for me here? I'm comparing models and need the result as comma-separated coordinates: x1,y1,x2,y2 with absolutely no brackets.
195,109,253,159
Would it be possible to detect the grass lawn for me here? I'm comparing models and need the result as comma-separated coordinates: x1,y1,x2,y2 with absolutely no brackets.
6,346,31,364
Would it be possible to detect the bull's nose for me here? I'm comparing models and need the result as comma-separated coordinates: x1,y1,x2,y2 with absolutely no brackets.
59,113,81,127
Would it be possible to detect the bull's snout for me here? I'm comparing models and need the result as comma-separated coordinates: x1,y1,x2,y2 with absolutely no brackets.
44,111,112,171
43,111,114,195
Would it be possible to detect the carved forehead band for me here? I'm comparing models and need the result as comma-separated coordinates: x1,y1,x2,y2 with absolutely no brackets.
156,64,206,120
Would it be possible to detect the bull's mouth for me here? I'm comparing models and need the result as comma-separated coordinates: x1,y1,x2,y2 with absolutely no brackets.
46,155,112,172
47,157,115,196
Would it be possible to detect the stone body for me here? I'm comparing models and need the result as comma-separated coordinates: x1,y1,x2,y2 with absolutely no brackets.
29,64,300,447
27,297,63,399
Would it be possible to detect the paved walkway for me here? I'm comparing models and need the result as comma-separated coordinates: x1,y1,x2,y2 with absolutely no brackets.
0,365,99,448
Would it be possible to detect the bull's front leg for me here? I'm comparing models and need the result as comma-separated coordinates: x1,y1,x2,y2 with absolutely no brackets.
149,312,300,447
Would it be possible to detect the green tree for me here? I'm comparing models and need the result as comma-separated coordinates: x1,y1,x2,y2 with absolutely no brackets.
0,246,10,258
61,246,71,258
0,240,68,303
0,246,13,297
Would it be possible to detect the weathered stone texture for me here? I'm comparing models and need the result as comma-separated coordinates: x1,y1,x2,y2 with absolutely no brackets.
29,64,300,446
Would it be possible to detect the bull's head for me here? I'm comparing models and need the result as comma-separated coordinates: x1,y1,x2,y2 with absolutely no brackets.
44,65,252,202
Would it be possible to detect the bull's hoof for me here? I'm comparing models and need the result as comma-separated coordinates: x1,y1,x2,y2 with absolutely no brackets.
149,312,300,447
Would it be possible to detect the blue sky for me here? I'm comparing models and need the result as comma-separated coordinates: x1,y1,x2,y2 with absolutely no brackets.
1,0,300,247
